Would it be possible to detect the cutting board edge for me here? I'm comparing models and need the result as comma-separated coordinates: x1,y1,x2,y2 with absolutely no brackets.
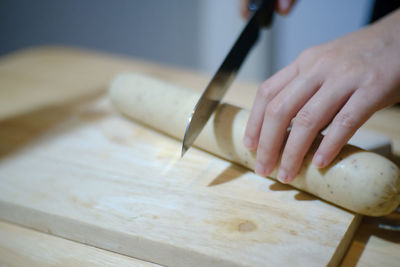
329,214,363,267
0,200,247,267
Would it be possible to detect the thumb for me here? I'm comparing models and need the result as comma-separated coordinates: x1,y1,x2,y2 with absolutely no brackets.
239,0,251,20
277,0,296,15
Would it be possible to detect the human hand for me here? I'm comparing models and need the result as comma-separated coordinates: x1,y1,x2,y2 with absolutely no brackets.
243,9,400,183
239,0,296,19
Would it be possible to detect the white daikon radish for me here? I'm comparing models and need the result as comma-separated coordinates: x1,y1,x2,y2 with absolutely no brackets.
109,73,400,216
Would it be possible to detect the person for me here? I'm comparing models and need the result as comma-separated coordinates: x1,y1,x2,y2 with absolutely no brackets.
239,0,400,183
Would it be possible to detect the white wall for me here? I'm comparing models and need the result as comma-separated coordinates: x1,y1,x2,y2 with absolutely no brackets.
197,0,273,82
0,0,375,83
195,0,374,81
272,0,374,72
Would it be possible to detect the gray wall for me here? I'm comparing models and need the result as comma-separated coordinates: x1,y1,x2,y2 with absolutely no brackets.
0,0,374,82
0,0,201,68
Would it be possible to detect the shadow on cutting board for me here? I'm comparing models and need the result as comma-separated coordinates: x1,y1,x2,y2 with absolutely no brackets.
207,162,318,201
207,163,247,186
341,207,400,266
269,181,318,201
0,88,105,160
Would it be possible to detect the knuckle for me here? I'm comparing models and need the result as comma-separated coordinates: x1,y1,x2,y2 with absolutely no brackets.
289,61,301,77
340,61,359,73
311,46,341,68
335,112,358,129
363,69,384,88
257,83,274,100
265,99,286,119
296,46,324,66
293,109,317,129
245,121,260,137
315,53,335,68
298,46,319,62
283,150,298,163
257,142,271,155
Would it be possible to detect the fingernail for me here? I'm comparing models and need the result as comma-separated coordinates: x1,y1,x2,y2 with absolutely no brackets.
279,0,290,11
244,136,254,149
255,162,266,176
277,169,288,183
264,165,273,176
313,154,325,168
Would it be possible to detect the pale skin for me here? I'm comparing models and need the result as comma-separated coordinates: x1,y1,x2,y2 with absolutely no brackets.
240,0,400,183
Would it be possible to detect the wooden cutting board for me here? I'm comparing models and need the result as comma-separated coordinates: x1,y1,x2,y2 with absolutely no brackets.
0,221,159,267
0,47,367,266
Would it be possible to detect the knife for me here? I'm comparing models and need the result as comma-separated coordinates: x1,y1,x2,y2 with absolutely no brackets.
181,0,275,157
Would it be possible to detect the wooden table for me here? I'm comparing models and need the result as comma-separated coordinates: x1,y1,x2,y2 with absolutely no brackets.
341,108,400,266
0,46,399,266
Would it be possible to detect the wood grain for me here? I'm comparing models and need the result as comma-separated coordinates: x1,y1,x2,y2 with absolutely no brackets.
0,221,158,266
0,97,361,266
0,46,398,267
341,209,400,266
0,46,256,121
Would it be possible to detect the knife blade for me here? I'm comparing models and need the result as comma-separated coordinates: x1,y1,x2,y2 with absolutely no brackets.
181,0,275,157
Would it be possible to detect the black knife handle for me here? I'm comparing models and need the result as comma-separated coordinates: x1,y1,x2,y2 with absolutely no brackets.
249,0,275,28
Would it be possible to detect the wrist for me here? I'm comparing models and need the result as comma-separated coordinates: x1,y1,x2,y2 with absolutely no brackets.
372,9,400,46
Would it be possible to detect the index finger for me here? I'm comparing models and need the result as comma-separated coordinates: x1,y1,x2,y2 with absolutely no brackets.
244,62,299,150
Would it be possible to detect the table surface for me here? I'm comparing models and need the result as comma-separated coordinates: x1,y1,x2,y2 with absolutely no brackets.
0,46,399,266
